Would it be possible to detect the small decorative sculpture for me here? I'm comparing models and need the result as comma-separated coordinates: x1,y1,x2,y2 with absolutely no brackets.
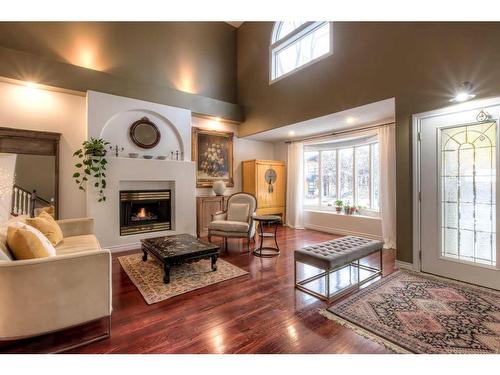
109,144,124,157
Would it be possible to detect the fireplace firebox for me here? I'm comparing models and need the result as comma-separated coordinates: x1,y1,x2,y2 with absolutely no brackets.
120,190,171,236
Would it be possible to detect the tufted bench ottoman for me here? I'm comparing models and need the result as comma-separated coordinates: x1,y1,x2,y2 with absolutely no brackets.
294,236,384,303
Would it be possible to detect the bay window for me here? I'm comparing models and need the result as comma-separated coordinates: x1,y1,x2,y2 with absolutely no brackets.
303,137,380,212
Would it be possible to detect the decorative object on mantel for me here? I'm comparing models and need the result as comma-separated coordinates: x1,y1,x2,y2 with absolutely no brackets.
128,153,139,158
129,116,161,149
143,155,153,159
109,144,124,157
72,137,109,203
212,180,226,196
157,155,167,160
192,127,234,188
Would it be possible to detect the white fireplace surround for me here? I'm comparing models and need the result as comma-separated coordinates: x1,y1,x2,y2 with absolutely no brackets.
86,91,196,251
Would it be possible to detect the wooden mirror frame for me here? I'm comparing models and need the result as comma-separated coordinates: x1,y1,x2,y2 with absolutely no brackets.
129,117,161,149
0,127,61,219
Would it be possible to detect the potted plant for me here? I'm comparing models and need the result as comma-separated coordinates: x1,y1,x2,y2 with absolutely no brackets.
73,137,110,202
343,202,351,215
334,199,343,213
350,206,357,215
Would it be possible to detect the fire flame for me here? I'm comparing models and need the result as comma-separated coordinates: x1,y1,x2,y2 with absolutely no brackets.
137,208,146,218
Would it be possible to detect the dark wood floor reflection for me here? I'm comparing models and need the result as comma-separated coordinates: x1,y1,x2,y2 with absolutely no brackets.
62,227,394,353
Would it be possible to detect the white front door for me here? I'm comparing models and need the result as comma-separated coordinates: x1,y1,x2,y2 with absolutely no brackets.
418,100,500,290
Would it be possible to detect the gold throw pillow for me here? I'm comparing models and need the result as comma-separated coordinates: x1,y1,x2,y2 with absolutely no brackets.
7,225,54,260
26,211,63,246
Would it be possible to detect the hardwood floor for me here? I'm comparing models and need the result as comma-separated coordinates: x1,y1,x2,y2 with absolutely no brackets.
8,227,397,354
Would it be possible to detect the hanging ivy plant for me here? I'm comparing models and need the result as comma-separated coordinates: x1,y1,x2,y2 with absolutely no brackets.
73,138,110,202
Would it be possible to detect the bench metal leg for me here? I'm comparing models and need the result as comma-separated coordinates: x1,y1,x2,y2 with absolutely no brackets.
294,249,384,304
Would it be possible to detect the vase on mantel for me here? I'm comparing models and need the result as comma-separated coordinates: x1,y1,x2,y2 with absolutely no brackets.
212,180,226,196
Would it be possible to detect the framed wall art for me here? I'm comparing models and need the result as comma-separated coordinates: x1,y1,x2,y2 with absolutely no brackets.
192,127,234,188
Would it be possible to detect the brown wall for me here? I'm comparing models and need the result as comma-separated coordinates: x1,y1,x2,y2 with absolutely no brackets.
0,22,243,121
237,22,500,262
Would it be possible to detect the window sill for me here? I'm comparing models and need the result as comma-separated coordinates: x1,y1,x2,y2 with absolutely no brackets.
303,208,381,220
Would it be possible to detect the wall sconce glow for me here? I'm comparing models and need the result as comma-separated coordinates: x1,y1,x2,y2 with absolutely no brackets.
450,81,476,103
208,118,224,131
24,81,38,89
79,49,96,69
288,130,295,136
14,80,55,110
346,117,356,124
176,64,198,95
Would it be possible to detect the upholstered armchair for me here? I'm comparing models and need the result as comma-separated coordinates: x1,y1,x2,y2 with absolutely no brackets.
208,192,257,252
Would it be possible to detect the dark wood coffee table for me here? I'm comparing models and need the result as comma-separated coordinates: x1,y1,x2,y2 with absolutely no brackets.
141,234,220,284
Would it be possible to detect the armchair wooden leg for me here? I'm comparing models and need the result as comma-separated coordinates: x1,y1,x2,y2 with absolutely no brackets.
224,237,228,250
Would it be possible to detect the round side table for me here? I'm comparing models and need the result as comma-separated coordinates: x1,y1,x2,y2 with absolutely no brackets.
252,215,281,257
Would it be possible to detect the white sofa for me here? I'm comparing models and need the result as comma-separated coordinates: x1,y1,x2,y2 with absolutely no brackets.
0,217,112,342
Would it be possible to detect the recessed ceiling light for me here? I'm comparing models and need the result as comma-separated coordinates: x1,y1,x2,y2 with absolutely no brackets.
450,81,476,102
288,130,295,136
214,117,221,122
346,117,356,124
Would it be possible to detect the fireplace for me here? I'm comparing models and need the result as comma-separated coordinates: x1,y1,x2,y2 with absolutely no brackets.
119,190,171,236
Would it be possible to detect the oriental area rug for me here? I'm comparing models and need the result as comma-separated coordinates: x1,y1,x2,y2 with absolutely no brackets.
321,270,500,354
119,253,248,305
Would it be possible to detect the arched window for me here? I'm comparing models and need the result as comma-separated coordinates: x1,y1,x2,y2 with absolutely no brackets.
270,22,332,82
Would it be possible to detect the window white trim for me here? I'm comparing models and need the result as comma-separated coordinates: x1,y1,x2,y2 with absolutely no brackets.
269,21,333,84
303,140,380,213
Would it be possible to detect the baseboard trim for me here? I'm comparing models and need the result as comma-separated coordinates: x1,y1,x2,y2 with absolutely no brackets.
395,260,416,271
304,224,383,241
107,242,141,253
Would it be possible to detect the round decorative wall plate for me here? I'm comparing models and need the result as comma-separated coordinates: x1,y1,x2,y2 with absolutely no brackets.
129,117,161,149
265,168,277,193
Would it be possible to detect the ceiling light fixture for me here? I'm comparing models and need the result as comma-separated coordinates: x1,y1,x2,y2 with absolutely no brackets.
451,81,476,103
346,117,356,124
288,130,295,136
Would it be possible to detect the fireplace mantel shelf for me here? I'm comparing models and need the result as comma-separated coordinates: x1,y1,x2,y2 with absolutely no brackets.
108,157,193,163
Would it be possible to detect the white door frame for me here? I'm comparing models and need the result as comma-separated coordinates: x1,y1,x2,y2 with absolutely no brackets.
412,96,500,271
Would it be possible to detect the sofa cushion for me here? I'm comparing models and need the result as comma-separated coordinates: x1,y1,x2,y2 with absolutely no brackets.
227,203,250,223
0,223,12,261
0,242,12,261
208,220,249,233
1,216,31,261
55,234,101,255
27,211,63,246
7,222,57,260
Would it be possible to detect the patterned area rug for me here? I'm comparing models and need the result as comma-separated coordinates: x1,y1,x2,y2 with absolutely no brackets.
321,270,500,354
119,253,248,305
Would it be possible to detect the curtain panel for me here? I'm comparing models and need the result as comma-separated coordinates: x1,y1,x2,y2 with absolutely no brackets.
378,124,397,249
286,142,305,229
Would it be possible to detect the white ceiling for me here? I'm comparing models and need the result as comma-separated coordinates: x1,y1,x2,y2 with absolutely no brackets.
245,98,395,143
226,22,244,28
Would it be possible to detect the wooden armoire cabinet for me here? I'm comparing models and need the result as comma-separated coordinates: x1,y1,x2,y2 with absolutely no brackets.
242,160,286,221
